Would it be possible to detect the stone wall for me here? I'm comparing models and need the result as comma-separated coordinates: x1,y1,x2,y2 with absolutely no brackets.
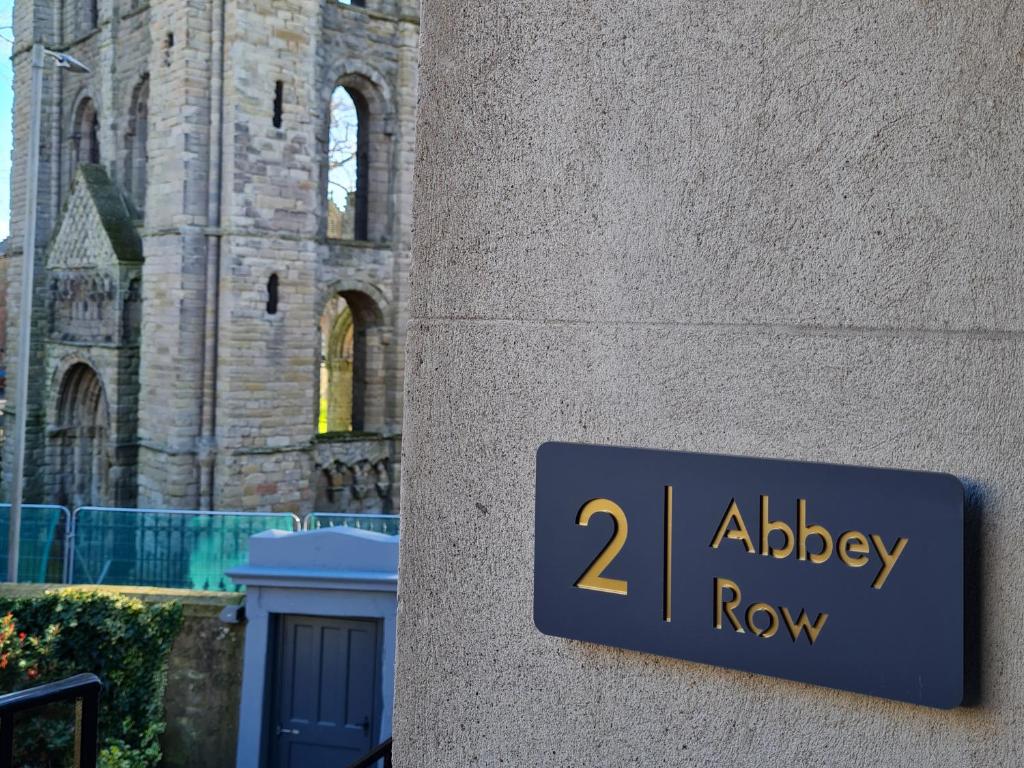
0,243,8,375
394,2,1024,766
147,588,245,768
3,0,63,502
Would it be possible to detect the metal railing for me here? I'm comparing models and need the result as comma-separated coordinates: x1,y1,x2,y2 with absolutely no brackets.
0,505,399,592
345,737,393,768
70,507,300,592
0,673,102,768
305,513,400,536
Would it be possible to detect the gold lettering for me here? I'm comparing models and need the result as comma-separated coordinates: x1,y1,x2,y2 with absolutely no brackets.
837,530,869,567
781,606,829,645
759,495,794,559
797,499,833,564
714,577,745,633
574,499,629,595
745,602,779,638
710,500,754,553
870,534,909,589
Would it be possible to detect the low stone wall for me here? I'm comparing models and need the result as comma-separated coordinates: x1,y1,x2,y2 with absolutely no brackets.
0,584,244,768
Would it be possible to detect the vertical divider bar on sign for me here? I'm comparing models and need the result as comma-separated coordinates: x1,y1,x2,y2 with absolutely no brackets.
664,485,673,623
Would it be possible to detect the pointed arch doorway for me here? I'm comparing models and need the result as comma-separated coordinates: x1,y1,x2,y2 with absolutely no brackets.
51,363,112,509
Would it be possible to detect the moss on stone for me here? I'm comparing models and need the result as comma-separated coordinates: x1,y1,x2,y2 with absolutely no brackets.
77,164,143,263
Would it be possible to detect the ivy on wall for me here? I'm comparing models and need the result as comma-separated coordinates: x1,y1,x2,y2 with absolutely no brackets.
0,589,183,768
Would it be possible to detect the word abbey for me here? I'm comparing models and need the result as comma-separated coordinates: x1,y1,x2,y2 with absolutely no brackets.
709,496,910,588
709,495,910,644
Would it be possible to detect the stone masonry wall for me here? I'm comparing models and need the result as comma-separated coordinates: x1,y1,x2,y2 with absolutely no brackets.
205,0,417,512
3,0,62,501
135,0,213,508
8,0,418,513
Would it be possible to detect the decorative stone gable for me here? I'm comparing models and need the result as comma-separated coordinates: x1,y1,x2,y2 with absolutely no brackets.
46,165,142,346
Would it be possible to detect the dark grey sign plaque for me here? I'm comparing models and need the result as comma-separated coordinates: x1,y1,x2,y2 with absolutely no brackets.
534,442,964,708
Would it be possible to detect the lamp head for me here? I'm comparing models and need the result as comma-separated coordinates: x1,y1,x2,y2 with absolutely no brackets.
55,53,91,73
44,50,91,74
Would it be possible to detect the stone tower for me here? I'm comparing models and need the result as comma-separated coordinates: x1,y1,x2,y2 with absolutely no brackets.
3,0,418,513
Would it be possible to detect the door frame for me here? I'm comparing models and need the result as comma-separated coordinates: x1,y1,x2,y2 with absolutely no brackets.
231,577,398,768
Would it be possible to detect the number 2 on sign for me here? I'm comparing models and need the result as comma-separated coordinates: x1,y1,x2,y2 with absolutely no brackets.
574,498,629,595
573,488,674,622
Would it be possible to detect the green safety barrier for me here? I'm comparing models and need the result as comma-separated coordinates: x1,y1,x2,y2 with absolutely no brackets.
69,508,299,592
0,506,398,592
305,513,400,537
0,505,71,584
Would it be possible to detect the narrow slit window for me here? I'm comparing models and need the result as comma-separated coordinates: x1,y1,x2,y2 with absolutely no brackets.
163,32,174,67
273,81,284,129
267,274,279,315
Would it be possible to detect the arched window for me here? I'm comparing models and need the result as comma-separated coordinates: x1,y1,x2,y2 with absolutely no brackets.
126,78,149,212
122,278,142,343
318,291,385,434
327,86,368,240
72,97,100,172
320,296,356,432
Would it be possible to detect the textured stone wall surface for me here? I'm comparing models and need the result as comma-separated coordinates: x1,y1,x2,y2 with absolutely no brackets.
395,2,1024,766
3,0,63,500
157,589,245,768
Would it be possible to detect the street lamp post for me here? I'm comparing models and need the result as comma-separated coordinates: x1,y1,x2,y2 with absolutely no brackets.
6,43,89,583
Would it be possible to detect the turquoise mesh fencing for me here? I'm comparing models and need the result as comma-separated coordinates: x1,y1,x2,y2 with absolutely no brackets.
305,513,399,536
0,505,71,584
0,506,397,591
69,507,299,592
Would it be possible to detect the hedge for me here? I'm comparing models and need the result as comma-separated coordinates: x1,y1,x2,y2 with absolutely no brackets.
0,589,183,768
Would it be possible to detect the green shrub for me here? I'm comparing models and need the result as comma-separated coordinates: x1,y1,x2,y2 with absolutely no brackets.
0,589,183,768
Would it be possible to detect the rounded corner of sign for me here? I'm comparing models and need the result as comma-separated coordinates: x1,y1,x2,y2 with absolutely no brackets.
937,472,967,501
927,669,966,710
532,606,554,638
536,441,557,459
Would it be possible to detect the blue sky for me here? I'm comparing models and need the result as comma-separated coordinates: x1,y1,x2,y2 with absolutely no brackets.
0,1,12,242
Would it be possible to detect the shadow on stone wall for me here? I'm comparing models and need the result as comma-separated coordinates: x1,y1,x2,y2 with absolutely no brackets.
962,480,984,708
154,589,244,768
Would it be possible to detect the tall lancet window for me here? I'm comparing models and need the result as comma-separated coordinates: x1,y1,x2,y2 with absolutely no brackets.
126,78,150,212
72,97,100,173
327,86,368,241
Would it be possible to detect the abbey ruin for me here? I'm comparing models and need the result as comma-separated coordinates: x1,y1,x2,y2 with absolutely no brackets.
2,0,418,513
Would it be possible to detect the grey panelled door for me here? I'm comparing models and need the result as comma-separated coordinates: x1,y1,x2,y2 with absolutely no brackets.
269,615,380,768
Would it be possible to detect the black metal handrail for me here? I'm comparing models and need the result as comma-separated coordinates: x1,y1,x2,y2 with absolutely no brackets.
0,673,102,767
345,736,393,768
